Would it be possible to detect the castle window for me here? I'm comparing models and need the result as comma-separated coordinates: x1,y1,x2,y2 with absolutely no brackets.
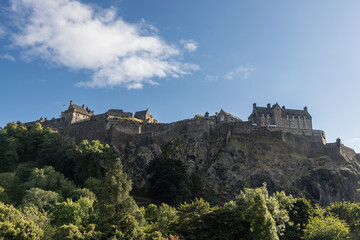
290,124,292,128
276,115,280,120
304,116,307,121
262,122,265,126
298,116,301,121
220,115,224,121
267,114,269,119
286,114,289,120
262,114,264,118
292,115,295,121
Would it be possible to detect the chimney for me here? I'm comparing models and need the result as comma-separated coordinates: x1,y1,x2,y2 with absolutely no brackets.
304,106,308,112
70,100,73,105
282,106,285,109
82,104,85,109
267,103,271,110
253,103,256,109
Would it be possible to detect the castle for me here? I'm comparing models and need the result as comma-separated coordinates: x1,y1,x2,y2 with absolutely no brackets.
33,101,315,130
248,103,312,129
26,100,360,164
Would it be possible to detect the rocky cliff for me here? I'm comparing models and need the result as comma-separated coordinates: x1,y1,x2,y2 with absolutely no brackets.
63,118,360,205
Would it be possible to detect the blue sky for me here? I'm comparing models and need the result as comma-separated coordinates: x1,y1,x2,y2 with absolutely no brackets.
0,0,359,152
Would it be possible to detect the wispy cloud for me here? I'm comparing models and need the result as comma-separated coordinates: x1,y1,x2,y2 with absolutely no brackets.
8,0,198,89
225,66,254,80
0,53,15,62
349,138,360,143
180,39,198,52
205,75,218,82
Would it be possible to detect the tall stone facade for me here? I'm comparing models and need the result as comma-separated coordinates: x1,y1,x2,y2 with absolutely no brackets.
248,103,312,129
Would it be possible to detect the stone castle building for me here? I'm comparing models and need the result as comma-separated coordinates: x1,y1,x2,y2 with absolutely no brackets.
61,100,94,123
248,103,312,129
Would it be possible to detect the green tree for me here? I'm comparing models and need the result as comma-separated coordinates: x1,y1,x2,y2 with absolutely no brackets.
236,184,290,240
175,198,211,240
0,202,44,240
281,197,314,240
21,188,61,211
147,158,192,205
52,197,95,227
303,215,350,240
327,201,360,238
145,203,178,237
23,166,75,199
87,160,144,239
53,224,101,240
199,201,252,240
70,140,118,185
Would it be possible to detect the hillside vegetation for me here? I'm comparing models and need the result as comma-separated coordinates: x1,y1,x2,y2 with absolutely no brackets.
0,122,359,239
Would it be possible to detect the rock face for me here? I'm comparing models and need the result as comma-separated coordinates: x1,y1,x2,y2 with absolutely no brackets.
63,118,360,205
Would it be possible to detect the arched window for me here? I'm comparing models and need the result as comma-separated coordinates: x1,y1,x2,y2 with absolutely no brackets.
286,114,289,120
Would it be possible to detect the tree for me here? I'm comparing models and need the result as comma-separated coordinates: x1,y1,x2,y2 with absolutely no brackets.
303,215,350,240
21,188,61,211
144,203,178,237
23,166,75,199
327,201,360,238
175,198,211,240
88,160,144,239
52,197,95,227
235,184,292,240
147,158,192,205
0,202,44,240
249,194,279,240
281,197,314,240
53,224,101,240
199,201,252,240
70,140,118,185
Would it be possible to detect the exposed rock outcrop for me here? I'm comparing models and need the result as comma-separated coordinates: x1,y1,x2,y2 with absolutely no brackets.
63,119,360,205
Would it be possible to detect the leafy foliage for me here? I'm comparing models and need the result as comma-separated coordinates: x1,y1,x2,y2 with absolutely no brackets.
303,215,350,240
147,158,196,205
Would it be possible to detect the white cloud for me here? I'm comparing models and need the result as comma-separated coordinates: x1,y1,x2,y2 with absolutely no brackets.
180,39,198,52
0,53,15,61
9,0,198,89
349,138,360,143
225,66,253,80
205,75,218,82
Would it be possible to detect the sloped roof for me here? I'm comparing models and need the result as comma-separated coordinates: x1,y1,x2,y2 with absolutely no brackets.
134,109,148,119
69,104,91,116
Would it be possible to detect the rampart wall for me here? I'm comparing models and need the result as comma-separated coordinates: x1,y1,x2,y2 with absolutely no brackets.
33,115,358,161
